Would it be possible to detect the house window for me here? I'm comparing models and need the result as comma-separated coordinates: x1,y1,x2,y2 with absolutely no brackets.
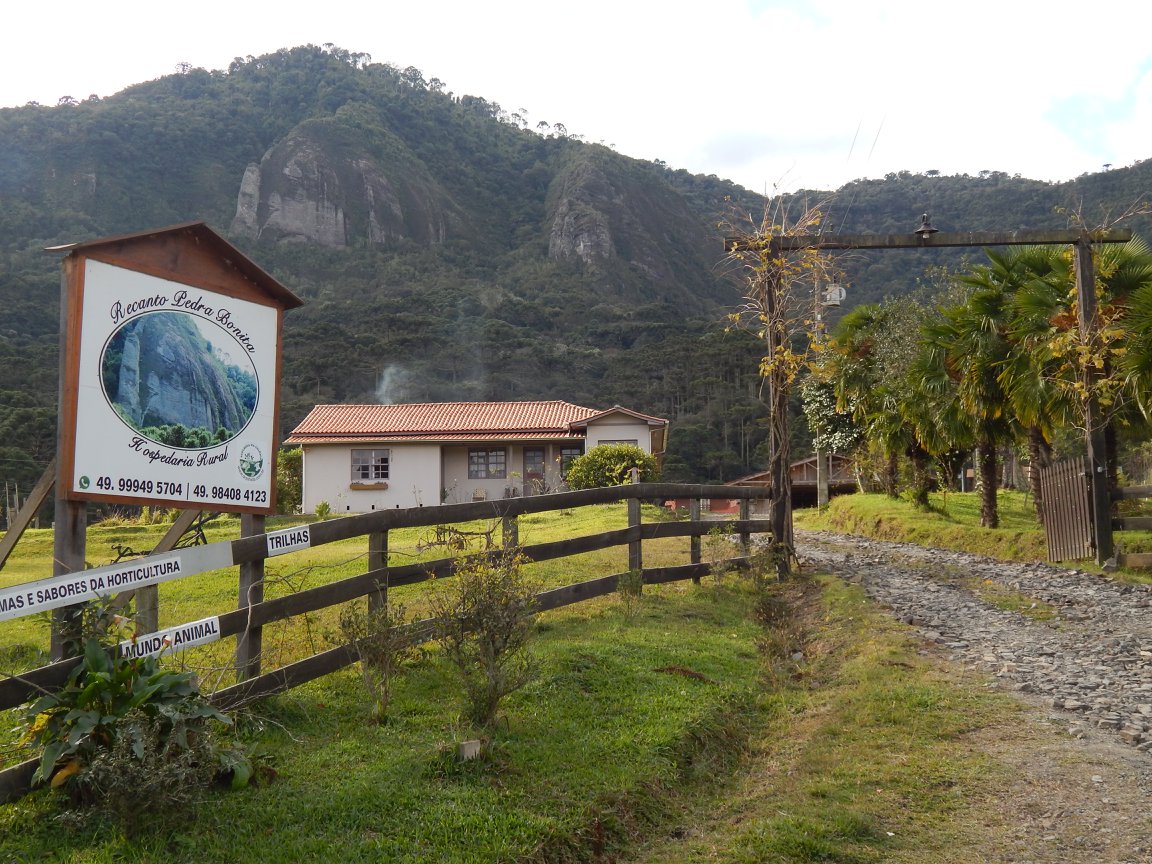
559,445,584,477
351,448,390,481
469,447,506,479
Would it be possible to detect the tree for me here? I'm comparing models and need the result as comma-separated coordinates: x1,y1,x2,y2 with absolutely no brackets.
276,447,303,513
564,444,658,490
825,298,945,503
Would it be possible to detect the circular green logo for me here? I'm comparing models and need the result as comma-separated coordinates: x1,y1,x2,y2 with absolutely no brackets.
79,476,90,490
238,444,264,480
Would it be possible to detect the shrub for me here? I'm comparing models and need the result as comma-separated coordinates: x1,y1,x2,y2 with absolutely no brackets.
315,500,332,519
333,600,420,723
564,444,659,490
429,548,538,727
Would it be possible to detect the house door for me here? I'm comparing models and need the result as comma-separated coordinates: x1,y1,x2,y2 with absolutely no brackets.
524,447,546,494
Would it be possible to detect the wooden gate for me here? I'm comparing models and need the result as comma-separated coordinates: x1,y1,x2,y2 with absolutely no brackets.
1039,457,1095,562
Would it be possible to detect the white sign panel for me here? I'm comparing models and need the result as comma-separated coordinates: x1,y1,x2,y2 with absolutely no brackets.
71,260,277,511
0,553,185,623
118,616,222,660
266,525,311,557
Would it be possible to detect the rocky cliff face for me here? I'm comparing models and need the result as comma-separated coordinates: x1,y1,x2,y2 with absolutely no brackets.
230,119,456,248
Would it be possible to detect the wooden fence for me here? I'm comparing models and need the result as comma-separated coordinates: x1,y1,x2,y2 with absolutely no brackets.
1113,484,1152,569
0,483,772,803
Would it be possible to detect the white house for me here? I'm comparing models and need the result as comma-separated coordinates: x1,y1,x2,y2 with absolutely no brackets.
284,400,669,514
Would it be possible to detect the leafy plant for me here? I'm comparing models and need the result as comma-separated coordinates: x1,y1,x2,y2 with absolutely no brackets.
429,548,538,727
314,500,332,519
18,610,244,818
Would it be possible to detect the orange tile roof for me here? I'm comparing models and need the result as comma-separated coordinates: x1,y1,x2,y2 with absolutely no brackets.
285,401,619,444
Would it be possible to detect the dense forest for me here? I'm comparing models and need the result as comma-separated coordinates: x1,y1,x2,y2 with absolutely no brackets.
2,43,1151,515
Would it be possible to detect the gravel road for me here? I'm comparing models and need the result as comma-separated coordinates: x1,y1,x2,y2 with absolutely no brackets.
795,529,1152,863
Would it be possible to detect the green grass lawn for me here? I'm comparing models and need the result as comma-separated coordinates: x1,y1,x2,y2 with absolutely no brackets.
1,496,1127,862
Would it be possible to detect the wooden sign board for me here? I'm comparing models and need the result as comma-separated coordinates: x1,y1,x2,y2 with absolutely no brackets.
50,223,302,515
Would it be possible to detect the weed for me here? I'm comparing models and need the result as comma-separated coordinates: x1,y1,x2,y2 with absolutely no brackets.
332,599,420,723
617,569,644,622
704,526,735,586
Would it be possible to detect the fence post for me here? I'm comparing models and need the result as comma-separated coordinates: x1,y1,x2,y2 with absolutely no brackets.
628,495,642,574
235,513,265,681
368,529,388,612
502,513,519,549
739,497,751,558
690,497,701,584
50,498,86,661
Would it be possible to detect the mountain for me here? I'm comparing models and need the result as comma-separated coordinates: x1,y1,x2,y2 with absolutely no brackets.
1,44,1150,506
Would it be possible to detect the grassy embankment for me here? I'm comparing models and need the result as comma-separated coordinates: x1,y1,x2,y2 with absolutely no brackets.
795,489,1152,580
0,501,1096,862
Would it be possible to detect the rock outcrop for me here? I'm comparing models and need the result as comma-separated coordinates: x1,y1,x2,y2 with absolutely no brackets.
230,117,455,248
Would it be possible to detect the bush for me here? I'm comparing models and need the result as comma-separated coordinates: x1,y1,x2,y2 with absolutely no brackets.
429,548,538,727
276,446,303,514
18,606,247,823
564,444,659,490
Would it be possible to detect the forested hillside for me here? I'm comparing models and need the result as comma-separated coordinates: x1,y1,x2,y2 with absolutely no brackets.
2,43,1150,507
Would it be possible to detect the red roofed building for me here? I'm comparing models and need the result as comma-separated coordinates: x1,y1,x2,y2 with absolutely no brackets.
285,401,669,513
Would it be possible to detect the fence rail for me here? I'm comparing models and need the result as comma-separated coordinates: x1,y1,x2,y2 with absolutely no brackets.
0,483,771,804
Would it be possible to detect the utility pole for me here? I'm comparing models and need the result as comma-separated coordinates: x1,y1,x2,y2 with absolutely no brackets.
813,280,845,510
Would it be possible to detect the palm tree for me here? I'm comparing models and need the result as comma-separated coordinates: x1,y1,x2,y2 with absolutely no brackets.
827,298,946,505
920,284,1018,528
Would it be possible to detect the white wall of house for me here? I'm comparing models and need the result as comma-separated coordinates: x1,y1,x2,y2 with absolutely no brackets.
299,419,661,515
585,417,656,453
301,443,441,514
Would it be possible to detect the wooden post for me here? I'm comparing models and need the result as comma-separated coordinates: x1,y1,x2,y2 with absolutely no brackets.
689,498,701,584
1074,237,1114,565
739,497,751,558
765,248,794,559
235,513,266,680
368,529,388,612
50,499,86,660
627,496,642,574
502,513,519,549
51,258,85,661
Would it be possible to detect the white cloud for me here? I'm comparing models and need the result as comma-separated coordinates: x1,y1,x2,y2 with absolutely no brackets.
3,0,1151,193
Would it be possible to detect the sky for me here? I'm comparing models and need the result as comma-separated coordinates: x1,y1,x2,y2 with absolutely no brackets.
4,0,1151,195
